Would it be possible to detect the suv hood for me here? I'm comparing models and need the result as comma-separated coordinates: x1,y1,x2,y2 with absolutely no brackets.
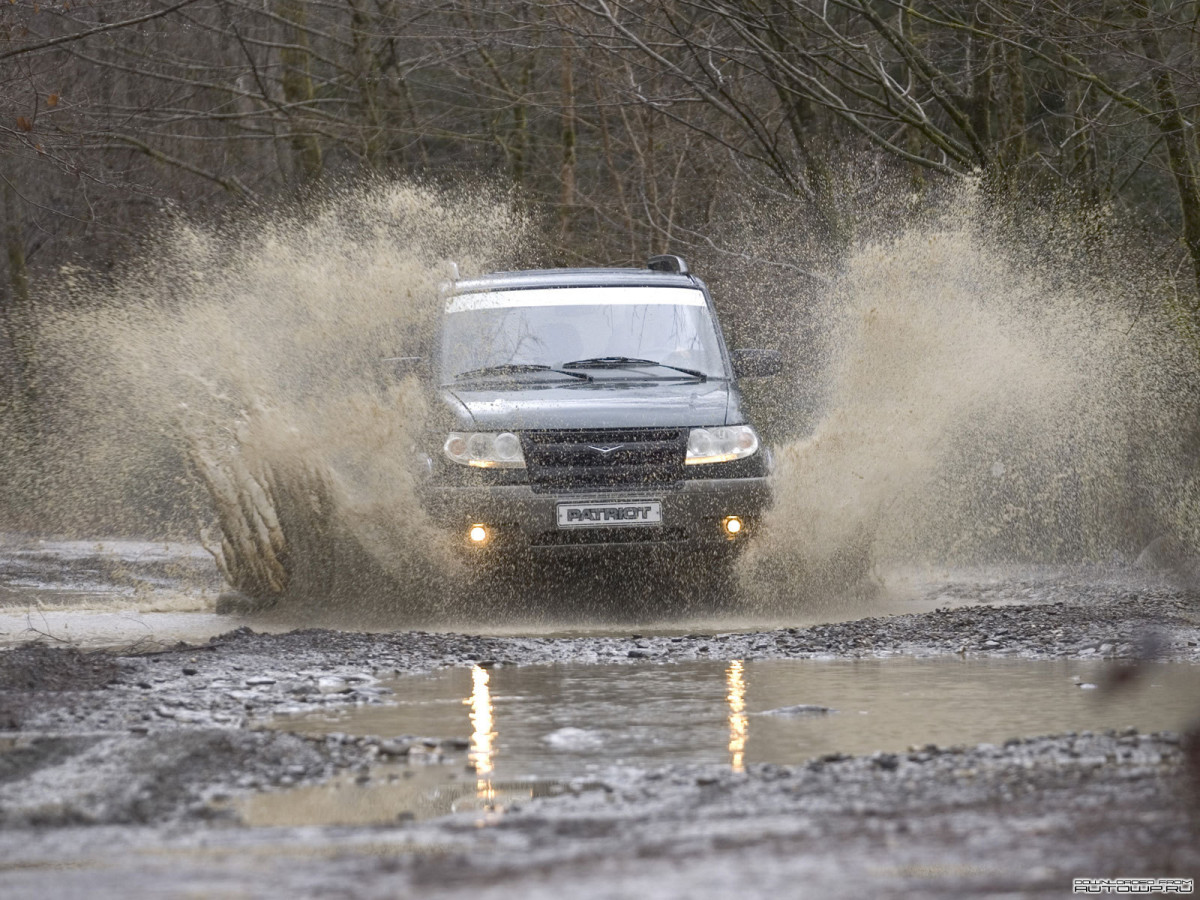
441,380,740,430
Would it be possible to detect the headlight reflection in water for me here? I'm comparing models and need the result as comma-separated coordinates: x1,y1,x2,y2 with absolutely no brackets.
466,665,496,802
726,659,747,773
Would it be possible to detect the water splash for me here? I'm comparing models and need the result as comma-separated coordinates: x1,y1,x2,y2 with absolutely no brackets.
25,182,528,617
10,179,1196,622
740,186,1195,607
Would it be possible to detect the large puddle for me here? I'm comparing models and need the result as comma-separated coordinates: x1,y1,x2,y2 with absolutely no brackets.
0,535,1156,646
0,537,235,649
248,657,1200,826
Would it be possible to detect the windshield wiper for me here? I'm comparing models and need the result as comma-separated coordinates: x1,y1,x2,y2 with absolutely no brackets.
560,356,708,382
451,363,592,383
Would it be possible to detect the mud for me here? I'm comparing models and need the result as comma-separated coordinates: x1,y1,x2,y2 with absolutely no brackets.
0,574,1197,898
1,730,1195,898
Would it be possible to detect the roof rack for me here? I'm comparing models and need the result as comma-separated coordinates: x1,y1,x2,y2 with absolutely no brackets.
647,254,689,276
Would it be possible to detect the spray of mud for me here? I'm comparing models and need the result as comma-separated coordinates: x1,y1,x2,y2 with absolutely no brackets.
10,178,1197,624
25,182,528,622
739,185,1197,609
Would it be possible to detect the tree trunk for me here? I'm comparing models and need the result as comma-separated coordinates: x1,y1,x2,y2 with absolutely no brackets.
1,176,41,524
967,6,994,151
348,0,384,170
2,178,36,420
1135,1,1200,300
276,0,322,180
559,33,577,241
997,34,1027,173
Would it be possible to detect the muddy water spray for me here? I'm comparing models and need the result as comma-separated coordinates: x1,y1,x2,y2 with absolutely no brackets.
30,183,527,616
13,181,1197,620
742,190,1193,607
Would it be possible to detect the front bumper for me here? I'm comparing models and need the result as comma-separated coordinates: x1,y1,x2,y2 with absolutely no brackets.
419,477,771,556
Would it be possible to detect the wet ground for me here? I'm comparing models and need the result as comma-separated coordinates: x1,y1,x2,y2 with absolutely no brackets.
0,534,1177,643
0,536,1198,897
0,536,234,648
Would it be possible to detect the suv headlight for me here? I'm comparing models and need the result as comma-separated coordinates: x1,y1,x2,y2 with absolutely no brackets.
685,425,759,465
443,432,526,468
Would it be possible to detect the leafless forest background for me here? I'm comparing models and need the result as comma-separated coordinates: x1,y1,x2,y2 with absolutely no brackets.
3,0,1200,546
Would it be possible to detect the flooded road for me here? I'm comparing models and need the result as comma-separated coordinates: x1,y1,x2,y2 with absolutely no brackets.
0,548,1196,900
0,536,292,648
283,658,1200,770
1,534,1198,898
252,657,1200,825
0,533,1158,645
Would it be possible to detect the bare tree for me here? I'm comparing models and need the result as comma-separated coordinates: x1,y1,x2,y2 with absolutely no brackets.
562,0,1200,298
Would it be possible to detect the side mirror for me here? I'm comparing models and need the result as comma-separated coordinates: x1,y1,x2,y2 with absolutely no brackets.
730,348,782,378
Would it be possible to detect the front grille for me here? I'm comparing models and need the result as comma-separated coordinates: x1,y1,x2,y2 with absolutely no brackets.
522,428,686,493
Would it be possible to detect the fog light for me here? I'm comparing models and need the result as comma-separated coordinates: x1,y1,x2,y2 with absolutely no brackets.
469,524,489,544
723,516,743,537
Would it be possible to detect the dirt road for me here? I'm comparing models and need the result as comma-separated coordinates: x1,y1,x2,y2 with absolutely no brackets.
0,559,1197,898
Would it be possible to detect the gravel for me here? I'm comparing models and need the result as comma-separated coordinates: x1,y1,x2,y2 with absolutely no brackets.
0,576,1196,898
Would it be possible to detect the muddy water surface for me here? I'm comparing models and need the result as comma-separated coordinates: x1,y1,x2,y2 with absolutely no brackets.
0,534,1082,646
0,537,300,648
250,657,1200,826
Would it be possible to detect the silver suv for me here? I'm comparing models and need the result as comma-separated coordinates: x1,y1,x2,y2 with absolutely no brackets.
416,255,779,568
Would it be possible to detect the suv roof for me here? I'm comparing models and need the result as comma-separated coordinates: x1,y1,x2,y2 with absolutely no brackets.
452,267,700,294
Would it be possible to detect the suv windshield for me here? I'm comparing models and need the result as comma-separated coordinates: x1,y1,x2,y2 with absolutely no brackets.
441,286,726,383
